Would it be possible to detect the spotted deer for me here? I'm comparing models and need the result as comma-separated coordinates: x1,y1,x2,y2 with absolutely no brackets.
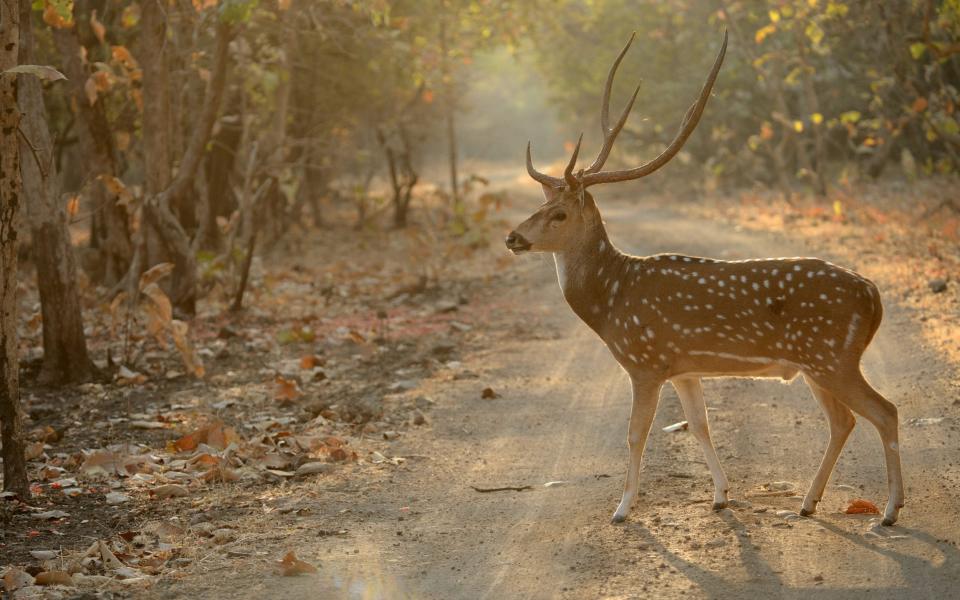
505,31,903,526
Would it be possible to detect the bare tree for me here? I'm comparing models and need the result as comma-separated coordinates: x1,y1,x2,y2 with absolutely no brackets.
377,126,419,228
124,1,233,315
18,0,97,385
53,0,130,287
0,0,30,499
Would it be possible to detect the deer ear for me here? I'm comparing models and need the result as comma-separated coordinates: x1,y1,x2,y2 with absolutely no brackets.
541,184,561,202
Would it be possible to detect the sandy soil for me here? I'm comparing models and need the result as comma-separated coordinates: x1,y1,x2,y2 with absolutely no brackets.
136,191,960,600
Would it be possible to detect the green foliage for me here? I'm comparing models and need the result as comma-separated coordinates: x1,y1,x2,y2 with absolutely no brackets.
219,0,259,24
527,0,960,190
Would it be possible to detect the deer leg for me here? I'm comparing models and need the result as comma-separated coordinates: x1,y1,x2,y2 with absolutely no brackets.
800,377,856,517
611,377,662,523
826,370,904,525
672,377,730,510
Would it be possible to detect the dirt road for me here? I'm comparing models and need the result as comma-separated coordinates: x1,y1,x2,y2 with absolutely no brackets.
152,193,960,599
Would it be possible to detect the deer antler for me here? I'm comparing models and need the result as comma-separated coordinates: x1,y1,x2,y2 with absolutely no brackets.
584,32,642,175
526,30,728,190
582,30,727,186
526,133,583,189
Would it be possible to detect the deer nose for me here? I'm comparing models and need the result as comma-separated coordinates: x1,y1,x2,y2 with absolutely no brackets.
505,231,531,253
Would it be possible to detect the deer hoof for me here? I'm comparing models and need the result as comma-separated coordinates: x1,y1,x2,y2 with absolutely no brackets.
799,507,815,517
610,513,627,524
711,501,727,511
881,516,897,527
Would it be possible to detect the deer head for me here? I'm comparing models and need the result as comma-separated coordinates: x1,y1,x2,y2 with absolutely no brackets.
505,30,728,256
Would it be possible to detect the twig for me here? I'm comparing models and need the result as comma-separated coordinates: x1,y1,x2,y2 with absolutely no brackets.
470,485,532,493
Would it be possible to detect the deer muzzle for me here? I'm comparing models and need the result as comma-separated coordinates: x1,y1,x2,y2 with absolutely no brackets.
505,231,532,253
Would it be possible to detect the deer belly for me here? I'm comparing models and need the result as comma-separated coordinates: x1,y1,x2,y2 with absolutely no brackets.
675,351,801,381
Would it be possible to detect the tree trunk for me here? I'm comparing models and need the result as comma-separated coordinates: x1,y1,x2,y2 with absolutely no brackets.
198,102,241,251
439,15,459,207
131,5,232,315
53,1,130,287
0,0,30,499
18,0,96,385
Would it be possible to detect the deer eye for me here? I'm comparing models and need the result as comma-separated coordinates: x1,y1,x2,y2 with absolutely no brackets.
551,211,567,222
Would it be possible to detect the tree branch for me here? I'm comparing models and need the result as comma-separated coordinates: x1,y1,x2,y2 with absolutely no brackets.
161,21,233,208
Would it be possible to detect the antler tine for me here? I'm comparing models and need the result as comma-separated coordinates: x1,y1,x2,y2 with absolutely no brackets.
526,142,566,188
582,29,728,187
563,133,584,188
585,32,639,174
585,82,641,175
600,32,635,133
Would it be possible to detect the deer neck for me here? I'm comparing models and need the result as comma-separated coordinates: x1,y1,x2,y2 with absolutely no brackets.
553,223,624,330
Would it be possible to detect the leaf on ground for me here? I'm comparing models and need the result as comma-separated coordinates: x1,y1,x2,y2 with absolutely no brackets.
294,462,332,476
844,498,881,514
99,540,125,570
33,510,70,520
35,571,74,586
3,568,35,591
173,420,238,452
274,376,302,403
480,387,500,399
277,551,318,576
152,484,190,499
117,365,147,385
201,464,240,483
299,354,324,369
25,440,45,460
328,447,357,462
81,450,119,476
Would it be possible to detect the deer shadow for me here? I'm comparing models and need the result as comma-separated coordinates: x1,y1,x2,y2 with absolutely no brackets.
619,510,959,599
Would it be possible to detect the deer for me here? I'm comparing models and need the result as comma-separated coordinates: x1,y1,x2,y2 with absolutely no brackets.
504,31,904,526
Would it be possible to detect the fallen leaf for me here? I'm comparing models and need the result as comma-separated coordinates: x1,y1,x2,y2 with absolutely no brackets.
30,550,59,560
844,499,881,515
25,440,45,460
106,491,131,505
299,354,323,369
33,510,70,520
81,450,119,475
277,551,318,576
3,568,34,592
201,464,240,483
274,375,302,403
173,420,238,452
35,571,74,586
99,540,125,570
481,387,500,399
295,462,332,476
153,484,190,499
